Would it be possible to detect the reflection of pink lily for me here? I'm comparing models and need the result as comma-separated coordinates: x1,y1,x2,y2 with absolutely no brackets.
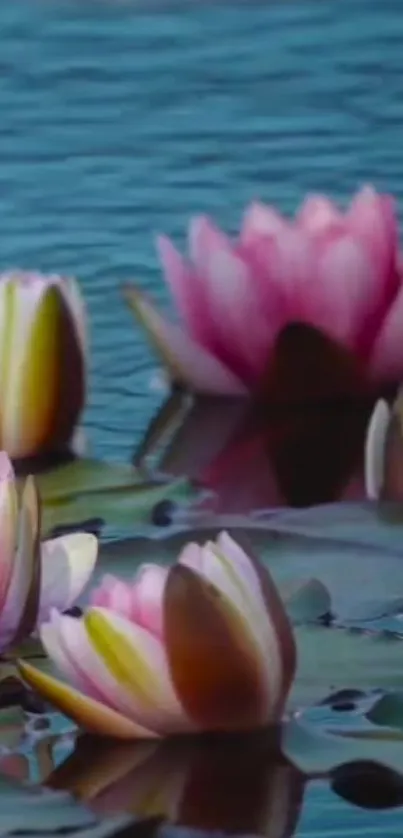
19,533,296,740
124,188,403,397
47,731,305,838
0,452,97,653
142,390,374,512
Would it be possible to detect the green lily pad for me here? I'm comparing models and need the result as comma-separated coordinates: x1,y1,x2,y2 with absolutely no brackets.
283,578,332,623
34,458,145,504
292,625,403,708
283,715,403,778
41,477,193,537
367,693,403,730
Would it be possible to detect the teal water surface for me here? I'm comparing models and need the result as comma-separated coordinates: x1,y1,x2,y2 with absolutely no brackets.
1,1,403,836
1,0,402,461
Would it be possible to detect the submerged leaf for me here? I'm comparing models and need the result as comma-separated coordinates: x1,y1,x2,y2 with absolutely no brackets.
293,626,403,708
367,693,403,730
283,715,403,777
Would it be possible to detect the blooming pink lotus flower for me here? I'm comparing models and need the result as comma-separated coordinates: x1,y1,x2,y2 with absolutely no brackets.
124,187,403,396
18,532,296,740
0,271,86,458
0,452,98,653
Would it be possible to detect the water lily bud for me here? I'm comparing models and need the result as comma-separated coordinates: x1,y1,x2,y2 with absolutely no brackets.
0,271,86,459
18,532,296,740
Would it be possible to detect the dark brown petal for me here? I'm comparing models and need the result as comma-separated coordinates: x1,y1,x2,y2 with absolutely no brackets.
164,565,266,732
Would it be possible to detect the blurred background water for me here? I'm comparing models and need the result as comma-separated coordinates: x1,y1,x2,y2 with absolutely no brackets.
1,0,402,465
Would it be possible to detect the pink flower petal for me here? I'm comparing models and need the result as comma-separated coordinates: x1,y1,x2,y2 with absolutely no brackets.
40,611,103,700
188,217,277,383
130,564,168,638
240,202,288,244
347,186,397,273
90,566,168,639
297,194,343,235
301,235,381,351
369,282,403,380
157,235,214,350
123,284,247,395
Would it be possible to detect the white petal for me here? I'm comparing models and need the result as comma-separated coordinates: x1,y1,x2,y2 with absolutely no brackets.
364,399,390,500
38,532,98,622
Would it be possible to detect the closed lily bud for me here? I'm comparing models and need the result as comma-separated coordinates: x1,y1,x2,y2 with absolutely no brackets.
0,271,86,459
0,452,98,653
18,532,296,740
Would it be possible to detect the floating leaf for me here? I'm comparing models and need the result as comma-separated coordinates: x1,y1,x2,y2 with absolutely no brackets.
33,458,145,503
283,579,332,623
292,626,403,708
41,478,193,538
283,715,403,777
367,693,403,731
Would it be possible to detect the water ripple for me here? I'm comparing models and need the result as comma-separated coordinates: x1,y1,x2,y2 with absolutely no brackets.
0,0,401,458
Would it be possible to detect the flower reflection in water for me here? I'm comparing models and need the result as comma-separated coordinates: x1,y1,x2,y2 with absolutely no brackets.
135,325,384,512
47,730,305,838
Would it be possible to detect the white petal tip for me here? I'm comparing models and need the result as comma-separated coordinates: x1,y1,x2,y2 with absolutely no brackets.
70,428,88,457
365,399,390,500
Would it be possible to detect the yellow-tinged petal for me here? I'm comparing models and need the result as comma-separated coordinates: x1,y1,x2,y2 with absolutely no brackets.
1,282,85,458
17,660,158,740
1,285,61,457
84,608,189,734
164,565,268,732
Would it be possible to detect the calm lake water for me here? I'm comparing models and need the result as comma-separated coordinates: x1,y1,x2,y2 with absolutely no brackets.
1,1,403,836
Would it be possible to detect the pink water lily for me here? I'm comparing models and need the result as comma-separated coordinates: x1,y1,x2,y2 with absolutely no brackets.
0,270,86,458
18,532,296,740
124,186,403,396
0,452,98,653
